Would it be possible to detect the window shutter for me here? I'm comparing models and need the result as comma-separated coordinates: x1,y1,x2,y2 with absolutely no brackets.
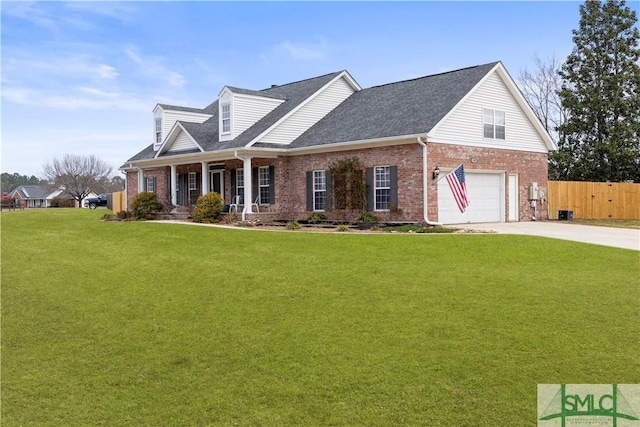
230,169,236,199
306,171,313,211
389,166,398,209
252,167,259,204
325,169,332,211
268,166,275,204
365,167,373,211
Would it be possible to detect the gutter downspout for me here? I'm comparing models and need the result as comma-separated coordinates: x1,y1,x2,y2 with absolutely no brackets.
417,137,442,226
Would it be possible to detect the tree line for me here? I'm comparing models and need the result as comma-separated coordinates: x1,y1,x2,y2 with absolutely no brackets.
518,0,639,182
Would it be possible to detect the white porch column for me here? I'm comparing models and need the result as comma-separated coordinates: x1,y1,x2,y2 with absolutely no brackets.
242,157,253,215
201,162,209,195
170,164,177,209
137,168,144,192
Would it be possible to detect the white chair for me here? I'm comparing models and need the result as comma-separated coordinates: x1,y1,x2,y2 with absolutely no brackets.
251,195,260,213
229,195,242,213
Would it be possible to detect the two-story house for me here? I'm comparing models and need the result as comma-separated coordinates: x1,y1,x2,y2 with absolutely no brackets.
122,61,554,224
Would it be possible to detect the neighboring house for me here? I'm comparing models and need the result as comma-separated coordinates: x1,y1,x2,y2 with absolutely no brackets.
46,188,79,208
122,61,555,224
10,185,48,208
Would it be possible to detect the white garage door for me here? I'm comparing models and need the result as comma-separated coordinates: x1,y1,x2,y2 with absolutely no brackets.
438,172,503,224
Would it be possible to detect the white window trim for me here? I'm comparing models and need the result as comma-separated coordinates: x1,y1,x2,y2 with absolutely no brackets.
374,165,391,211
258,166,270,205
236,168,244,203
483,108,506,140
145,176,157,193
188,172,197,191
221,103,231,135
155,118,162,144
313,170,326,211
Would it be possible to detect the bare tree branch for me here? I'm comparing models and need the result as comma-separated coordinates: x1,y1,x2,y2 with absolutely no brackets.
41,154,114,207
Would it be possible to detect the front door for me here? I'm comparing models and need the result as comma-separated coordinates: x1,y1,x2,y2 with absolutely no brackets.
209,170,225,202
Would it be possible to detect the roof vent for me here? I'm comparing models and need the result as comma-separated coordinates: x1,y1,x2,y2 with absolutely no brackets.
271,84,278,88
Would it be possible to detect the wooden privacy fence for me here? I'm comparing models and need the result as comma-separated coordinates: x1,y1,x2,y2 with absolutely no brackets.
110,191,126,214
548,181,640,220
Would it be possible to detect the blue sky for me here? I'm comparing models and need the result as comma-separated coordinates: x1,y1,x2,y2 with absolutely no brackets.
3,1,634,178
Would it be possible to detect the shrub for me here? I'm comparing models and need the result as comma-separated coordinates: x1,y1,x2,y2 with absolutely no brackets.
286,220,301,230
192,192,224,223
221,213,239,224
307,212,327,223
356,212,378,222
130,192,163,220
50,197,75,208
337,224,351,232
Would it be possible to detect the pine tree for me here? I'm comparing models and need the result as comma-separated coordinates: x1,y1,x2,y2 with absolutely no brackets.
557,0,640,182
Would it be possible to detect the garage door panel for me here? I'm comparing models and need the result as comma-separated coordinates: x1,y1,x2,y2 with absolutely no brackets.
438,172,502,224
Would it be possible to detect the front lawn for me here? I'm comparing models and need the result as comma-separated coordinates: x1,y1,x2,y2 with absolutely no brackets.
2,209,638,426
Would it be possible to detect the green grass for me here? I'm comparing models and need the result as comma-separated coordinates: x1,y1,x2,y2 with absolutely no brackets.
2,209,639,426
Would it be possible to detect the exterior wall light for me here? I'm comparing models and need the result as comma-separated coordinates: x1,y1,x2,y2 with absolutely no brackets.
432,166,440,180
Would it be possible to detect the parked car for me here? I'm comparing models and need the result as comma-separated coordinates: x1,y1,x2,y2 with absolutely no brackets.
85,193,109,209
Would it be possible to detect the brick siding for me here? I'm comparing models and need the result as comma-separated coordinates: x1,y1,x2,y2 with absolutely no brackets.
125,141,548,222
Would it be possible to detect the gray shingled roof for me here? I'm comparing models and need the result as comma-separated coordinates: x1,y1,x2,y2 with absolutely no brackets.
288,62,498,148
126,71,344,162
126,63,498,163
157,103,217,114
11,185,49,199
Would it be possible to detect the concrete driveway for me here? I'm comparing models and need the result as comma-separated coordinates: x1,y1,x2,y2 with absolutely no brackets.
454,221,640,251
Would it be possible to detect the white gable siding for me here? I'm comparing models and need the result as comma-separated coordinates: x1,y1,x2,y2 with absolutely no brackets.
167,129,198,153
232,95,283,139
432,72,547,153
258,77,355,145
154,108,211,150
163,111,211,137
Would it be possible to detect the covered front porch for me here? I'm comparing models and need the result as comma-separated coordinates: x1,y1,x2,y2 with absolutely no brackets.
128,152,279,220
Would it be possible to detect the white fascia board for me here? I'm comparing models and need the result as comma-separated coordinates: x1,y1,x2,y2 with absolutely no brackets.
339,70,362,91
152,104,164,115
284,133,424,156
493,64,557,151
246,71,358,148
426,135,550,154
234,92,285,104
218,86,232,98
153,122,204,158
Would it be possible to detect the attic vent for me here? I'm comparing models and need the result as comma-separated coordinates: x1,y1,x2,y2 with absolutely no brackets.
271,84,278,88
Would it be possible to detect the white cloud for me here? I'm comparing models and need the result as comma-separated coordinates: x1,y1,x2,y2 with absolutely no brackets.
1,1,59,32
124,45,186,88
1,85,148,111
3,54,119,81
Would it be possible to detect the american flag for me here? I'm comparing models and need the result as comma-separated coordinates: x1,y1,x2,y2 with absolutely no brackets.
445,164,469,213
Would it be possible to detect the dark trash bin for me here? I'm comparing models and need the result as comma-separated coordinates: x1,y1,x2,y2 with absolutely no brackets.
558,210,573,221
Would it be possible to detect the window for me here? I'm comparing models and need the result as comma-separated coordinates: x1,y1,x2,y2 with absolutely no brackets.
258,167,270,205
222,103,231,134
188,172,197,191
145,177,157,193
483,108,505,140
313,170,326,211
155,118,162,144
374,166,391,211
236,169,244,202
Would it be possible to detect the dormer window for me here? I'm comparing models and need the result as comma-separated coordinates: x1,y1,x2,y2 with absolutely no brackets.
483,108,505,140
221,103,231,134
155,117,162,144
